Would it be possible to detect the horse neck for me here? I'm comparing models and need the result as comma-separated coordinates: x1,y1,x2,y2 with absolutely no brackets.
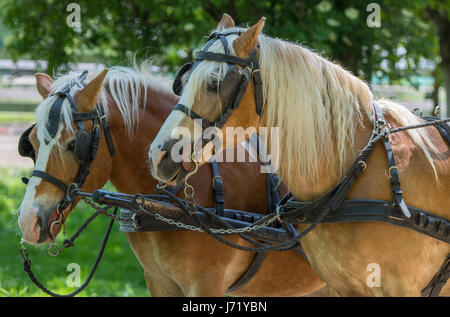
262,108,374,201
107,84,179,194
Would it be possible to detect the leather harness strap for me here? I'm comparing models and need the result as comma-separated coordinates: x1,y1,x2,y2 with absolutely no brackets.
423,116,450,146
226,251,268,292
277,103,449,296
171,30,263,130
421,254,450,297
210,158,225,217
22,71,116,241
373,102,411,218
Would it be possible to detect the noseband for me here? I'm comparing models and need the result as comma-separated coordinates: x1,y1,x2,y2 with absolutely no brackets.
20,71,115,234
172,30,264,130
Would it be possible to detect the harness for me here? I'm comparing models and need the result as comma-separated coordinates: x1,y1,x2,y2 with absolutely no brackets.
276,106,450,296
113,135,303,293
169,29,450,296
18,43,450,295
171,30,264,130
19,71,116,241
18,71,297,294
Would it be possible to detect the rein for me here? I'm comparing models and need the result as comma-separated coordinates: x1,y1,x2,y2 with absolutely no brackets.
18,60,450,296
18,70,118,296
20,207,118,297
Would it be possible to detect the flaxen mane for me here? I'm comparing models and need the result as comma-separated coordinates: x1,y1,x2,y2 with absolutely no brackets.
184,27,438,183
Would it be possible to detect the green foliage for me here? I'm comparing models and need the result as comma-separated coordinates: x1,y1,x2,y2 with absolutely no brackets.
0,0,444,83
0,168,149,297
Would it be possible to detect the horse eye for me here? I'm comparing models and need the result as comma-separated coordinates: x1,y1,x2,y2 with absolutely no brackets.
207,80,218,92
67,140,75,152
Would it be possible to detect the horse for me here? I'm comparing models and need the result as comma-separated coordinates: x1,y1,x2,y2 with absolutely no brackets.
16,64,325,296
148,14,450,296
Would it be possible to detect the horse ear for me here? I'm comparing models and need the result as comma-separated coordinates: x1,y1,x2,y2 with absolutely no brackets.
217,13,235,30
74,69,109,112
35,73,53,99
233,17,266,58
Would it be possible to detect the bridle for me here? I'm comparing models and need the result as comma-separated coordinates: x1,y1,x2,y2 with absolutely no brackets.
171,30,264,130
20,71,115,240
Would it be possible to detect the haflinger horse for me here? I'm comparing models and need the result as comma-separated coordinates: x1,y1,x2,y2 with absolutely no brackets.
149,14,450,296
16,64,325,296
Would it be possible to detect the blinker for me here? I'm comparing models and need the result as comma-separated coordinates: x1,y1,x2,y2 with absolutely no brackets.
73,129,92,164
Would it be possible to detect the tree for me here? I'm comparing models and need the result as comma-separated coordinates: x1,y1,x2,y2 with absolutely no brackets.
426,0,450,116
0,0,442,94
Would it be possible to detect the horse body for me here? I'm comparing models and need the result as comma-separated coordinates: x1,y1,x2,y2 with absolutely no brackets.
148,15,449,296
286,107,450,296
18,67,324,296
105,75,323,296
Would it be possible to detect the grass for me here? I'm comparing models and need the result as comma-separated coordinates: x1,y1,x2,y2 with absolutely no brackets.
0,168,149,297
0,111,36,125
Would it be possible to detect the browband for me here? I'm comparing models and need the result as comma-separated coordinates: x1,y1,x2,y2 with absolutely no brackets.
194,51,254,68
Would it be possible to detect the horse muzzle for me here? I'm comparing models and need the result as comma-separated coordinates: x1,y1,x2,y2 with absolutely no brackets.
18,203,63,245
149,138,193,186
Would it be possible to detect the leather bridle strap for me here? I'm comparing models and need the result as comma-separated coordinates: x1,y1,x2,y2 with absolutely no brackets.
194,51,254,67
172,30,263,130
172,103,213,131
31,170,69,193
25,71,115,213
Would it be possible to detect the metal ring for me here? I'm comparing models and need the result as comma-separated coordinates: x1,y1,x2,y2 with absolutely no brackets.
388,166,398,178
48,219,60,242
184,184,195,200
358,161,367,172
155,182,168,190
276,204,285,223
47,241,61,256
66,183,79,202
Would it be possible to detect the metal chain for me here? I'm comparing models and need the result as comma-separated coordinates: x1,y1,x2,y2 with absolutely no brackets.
151,210,279,235
80,195,133,223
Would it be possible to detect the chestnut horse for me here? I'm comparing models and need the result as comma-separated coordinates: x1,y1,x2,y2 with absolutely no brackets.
17,65,325,296
149,14,449,296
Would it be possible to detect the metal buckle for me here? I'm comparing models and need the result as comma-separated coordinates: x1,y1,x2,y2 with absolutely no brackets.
131,213,141,230
212,175,223,188
412,108,423,118
388,166,398,179
358,161,368,172
434,106,441,117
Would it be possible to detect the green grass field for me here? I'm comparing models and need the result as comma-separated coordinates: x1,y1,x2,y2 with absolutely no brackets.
0,168,149,297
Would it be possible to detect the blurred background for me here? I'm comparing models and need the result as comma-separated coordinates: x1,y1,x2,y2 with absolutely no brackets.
0,0,449,296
